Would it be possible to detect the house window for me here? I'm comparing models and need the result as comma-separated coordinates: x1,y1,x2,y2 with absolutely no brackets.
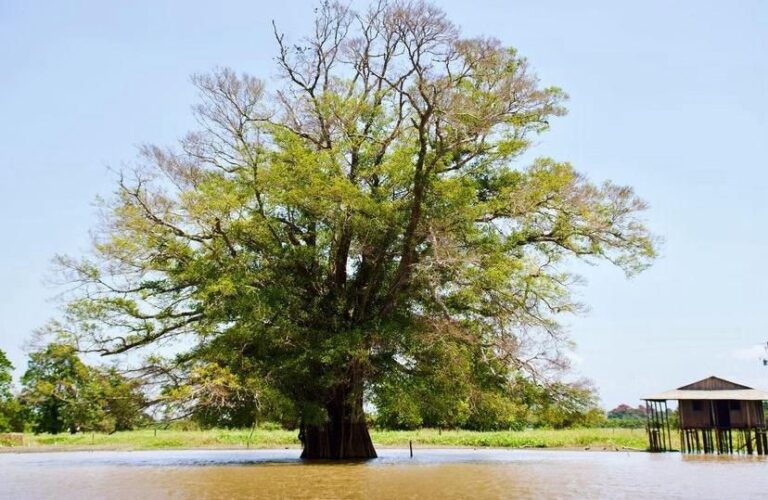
730,401,741,411
692,401,703,411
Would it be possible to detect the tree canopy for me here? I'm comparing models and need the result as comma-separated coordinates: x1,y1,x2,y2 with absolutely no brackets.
50,0,655,458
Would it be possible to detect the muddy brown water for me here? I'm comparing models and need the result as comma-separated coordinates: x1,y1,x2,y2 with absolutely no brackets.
1,448,766,499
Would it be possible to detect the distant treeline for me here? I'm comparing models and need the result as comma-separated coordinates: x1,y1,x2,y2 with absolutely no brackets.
0,344,147,434
1,344,644,434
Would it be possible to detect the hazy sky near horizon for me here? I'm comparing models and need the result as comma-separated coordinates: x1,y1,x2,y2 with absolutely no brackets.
1,0,767,409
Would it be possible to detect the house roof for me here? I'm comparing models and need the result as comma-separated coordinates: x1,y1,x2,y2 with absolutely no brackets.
676,376,751,391
643,376,768,401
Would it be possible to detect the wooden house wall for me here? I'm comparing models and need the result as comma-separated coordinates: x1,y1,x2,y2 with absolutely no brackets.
679,400,711,428
679,400,764,429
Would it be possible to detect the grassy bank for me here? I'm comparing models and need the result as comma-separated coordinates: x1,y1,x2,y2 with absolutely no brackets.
1,427,654,452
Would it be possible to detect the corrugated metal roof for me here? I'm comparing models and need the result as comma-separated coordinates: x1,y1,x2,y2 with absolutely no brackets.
643,389,768,401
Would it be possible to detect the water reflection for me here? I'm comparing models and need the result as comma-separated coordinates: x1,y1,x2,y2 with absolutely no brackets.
1,449,765,499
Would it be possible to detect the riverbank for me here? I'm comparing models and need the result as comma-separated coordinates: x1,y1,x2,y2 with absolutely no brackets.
0,428,652,452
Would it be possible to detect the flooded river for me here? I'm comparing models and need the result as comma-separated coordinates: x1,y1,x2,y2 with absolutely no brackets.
1,448,766,499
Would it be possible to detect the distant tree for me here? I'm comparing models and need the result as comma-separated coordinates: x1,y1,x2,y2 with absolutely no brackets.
607,403,647,420
20,343,100,434
49,0,655,458
97,367,148,431
20,343,145,434
528,380,605,429
603,404,647,428
0,349,23,432
0,349,12,400
464,390,529,431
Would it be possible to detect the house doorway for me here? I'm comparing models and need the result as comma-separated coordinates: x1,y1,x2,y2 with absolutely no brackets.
714,401,731,428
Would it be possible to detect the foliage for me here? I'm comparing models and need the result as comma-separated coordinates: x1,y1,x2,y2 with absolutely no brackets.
372,340,529,430
607,403,647,419
0,349,23,432
526,380,606,429
46,0,656,443
20,343,146,434
374,368,603,430
0,349,12,400
98,367,149,431
158,360,296,429
20,343,96,434
604,403,647,428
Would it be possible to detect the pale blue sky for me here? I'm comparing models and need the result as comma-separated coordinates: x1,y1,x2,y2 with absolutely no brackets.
1,1,767,408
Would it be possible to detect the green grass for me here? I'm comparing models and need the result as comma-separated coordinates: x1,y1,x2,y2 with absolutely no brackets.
16,428,299,450
372,428,652,450
0,427,654,452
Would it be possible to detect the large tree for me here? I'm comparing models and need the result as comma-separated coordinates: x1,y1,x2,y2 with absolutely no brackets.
54,1,655,458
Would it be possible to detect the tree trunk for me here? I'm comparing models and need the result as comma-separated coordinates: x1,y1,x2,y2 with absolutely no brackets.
300,372,377,460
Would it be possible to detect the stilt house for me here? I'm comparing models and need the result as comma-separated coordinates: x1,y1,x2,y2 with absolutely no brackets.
643,376,768,454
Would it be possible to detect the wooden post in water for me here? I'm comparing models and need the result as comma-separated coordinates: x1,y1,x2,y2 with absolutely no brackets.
409,440,413,458
662,401,672,451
